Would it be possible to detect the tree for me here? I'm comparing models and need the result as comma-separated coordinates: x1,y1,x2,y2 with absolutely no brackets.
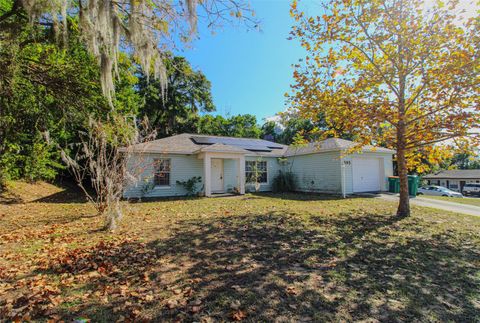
289,0,479,217
261,120,281,142
5,0,256,104
61,116,156,231
0,7,140,185
261,109,354,145
138,55,215,138
197,114,262,138
449,151,480,170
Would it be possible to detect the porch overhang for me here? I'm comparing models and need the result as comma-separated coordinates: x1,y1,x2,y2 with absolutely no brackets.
196,151,246,197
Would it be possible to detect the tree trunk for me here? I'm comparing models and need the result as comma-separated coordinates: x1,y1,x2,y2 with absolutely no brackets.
396,123,410,217
104,202,123,231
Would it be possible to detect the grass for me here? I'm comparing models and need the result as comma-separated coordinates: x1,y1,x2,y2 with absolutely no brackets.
419,194,480,207
1,181,480,322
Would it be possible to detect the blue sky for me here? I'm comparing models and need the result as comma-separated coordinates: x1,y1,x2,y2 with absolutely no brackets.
176,0,310,123
175,0,478,124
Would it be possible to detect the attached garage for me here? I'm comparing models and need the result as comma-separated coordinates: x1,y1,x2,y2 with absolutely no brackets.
284,138,394,195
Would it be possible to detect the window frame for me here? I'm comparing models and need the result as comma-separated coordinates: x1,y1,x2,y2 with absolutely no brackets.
245,160,268,184
153,158,171,187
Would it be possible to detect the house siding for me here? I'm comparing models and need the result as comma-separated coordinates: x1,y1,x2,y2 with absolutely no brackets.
343,152,394,194
286,152,342,194
123,154,204,198
123,150,394,198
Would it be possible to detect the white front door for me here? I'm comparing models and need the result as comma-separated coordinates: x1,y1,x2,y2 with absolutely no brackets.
352,158,381,192
211,159,224,193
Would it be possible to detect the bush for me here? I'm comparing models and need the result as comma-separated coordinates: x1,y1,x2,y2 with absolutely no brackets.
272,171,296,193
176,176,202,196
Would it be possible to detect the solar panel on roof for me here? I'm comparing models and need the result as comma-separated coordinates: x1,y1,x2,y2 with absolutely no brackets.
190,136,284,153
191,136,214,145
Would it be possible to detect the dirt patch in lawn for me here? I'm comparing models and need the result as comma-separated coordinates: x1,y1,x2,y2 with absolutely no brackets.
1,182,479,322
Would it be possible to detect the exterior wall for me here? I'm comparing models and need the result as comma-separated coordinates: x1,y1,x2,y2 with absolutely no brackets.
245,156,283,192
123,151,394,198
286,151,342,194
343,152,394,194
123,154,204,198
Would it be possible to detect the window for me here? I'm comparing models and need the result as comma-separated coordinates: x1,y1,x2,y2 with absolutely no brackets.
154,159,171,186
245,161,267,183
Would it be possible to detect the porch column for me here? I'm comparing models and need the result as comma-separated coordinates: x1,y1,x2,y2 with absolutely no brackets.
238,155,245,194
204,154,212,197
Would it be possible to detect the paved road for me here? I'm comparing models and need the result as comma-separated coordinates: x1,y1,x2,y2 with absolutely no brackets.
377,194,480,217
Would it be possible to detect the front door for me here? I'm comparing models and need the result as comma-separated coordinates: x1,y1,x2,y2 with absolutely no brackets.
211,159,224,193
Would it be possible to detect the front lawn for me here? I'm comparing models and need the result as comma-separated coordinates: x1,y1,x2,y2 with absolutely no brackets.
420,194,480,207
1,182,480,322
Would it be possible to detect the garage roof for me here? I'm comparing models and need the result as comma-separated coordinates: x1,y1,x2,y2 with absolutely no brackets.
285,138,395,156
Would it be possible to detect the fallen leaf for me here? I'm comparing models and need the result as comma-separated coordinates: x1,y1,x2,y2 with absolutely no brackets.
231,310,247,321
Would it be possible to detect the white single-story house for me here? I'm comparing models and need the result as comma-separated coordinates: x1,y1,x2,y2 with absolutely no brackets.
423,169,480,193
123,133,394,198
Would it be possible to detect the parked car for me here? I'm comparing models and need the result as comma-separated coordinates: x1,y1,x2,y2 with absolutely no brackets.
417,185,463,197
462,183,480,196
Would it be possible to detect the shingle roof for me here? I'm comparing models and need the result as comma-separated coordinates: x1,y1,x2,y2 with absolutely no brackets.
423,169,480,179
195,143,251,154
126,134,394,157
127,133,289,156
284,138,395,156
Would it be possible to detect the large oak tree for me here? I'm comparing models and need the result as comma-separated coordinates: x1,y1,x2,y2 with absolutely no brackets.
289,0,479,217
3,0,256,104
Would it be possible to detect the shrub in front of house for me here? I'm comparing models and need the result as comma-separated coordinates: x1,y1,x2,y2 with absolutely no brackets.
272,171,296,193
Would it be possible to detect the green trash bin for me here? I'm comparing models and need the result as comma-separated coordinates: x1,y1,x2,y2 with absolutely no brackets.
388,176,400,193
408,175,419,196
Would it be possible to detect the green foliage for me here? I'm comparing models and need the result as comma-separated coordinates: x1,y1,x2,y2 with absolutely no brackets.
138,178,156,200
176,176,202,196
138,55,215,138
272,171,296,193
450,153,480,170
197,114,262,138
0,136,62,182
0,9,139,183
23,138,64,182
260,110,355,145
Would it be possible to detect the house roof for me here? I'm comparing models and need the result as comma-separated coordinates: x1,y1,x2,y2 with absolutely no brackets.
284,138,395,156
126,133,394,157
195,143,251,154
423,169,480,180
127,133,290,156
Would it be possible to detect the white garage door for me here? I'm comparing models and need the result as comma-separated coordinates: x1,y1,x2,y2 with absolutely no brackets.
352,158,381,192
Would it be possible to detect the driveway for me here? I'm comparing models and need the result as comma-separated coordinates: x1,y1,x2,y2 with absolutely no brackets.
377,194,480,217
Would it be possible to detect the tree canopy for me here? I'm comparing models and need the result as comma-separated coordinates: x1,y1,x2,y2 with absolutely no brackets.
138,55,215,138
289,0,479,216
6,0,256,104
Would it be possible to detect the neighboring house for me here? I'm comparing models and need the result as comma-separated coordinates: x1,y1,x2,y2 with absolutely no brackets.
123,133,394,198
423,169,480,193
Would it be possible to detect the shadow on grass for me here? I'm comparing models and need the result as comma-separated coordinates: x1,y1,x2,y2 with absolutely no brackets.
0,190,24,204
32,185,88,204
251,192,378,201
22,212,480,322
